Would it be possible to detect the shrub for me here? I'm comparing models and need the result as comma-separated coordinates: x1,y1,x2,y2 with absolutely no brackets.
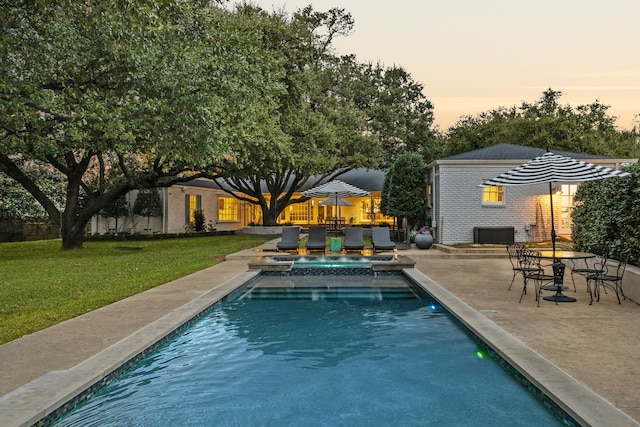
193,210,205,232
572,162,640,264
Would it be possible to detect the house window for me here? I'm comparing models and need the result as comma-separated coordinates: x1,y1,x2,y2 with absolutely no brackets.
245,202,262,225
185,195,201,224
289,202,312,222
218,197,239,221
360,196,391,223
482,185,504,204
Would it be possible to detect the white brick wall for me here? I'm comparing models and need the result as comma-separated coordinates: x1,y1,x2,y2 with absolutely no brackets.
165,187,240,233
436,165,556,245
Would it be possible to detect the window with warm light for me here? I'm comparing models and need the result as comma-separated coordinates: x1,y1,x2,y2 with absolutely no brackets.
218,197,239,221
185,195,201,224
245,202,262,225
289,202,311,222
482,185,504,204
360,196,392,223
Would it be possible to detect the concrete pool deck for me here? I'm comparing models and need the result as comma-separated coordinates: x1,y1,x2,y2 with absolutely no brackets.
0,242,638,426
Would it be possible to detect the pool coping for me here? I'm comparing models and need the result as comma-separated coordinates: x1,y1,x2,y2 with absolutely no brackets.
1,259,637,426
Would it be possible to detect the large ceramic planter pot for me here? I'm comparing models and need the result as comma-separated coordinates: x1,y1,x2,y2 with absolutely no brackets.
414,233,434,249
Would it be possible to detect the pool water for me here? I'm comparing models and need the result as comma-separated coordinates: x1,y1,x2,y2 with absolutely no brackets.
55,274,567,426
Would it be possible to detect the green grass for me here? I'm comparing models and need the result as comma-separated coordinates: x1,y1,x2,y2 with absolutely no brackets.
0,235,272,345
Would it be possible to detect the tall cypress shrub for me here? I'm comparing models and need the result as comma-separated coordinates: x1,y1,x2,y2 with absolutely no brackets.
381,152,426,242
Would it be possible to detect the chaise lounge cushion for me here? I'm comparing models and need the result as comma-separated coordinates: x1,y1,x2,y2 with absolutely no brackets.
276,226,301,251
343,226,365,250
305,226,327,251
371,226,396,251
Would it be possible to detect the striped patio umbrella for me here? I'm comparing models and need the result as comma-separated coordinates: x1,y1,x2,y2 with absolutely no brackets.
302,180,369,235
481,151,631,253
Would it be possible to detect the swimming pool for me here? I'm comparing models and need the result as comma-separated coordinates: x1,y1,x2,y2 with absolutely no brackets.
54,272,572,426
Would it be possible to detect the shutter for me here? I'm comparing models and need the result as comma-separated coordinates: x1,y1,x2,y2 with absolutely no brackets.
185,195,190,224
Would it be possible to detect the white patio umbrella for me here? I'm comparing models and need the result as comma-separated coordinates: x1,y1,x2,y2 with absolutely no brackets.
481,151,631,253
302,180,369,235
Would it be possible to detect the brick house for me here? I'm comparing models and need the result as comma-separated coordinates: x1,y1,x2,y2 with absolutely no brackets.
426,143,637,245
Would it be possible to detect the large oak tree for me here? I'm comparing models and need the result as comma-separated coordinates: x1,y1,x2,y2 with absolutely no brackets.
1,1,286,249
216,6,441,224
215,6,381,224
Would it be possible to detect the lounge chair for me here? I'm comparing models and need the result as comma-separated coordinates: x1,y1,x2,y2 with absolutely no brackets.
343,226,365,251
305,226,327,252
276,226,301,252
371,226,396,251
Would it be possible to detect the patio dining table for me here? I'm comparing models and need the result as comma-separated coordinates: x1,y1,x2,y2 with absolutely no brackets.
323,217,346,232
535,251,595,303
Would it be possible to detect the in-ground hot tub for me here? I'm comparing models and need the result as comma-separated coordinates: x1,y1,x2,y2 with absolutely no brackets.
248,254,415,272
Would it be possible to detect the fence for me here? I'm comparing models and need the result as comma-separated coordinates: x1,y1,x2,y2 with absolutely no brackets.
0,222,59,242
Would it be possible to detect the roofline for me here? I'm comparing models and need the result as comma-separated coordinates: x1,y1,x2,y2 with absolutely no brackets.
429,158,638,168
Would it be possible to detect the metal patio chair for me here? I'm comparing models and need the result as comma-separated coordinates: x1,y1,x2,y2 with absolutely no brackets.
520,249,562,307
569,254,606,292
506,244,539,291
586,253,629,305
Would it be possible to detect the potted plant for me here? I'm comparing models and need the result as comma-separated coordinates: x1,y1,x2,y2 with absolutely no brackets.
414,225,434,249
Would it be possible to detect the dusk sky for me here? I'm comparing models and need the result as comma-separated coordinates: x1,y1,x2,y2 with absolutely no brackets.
248,0,639,131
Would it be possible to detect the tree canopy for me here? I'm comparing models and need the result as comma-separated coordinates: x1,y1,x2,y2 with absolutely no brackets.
355,63,440,165
214,6,382,224
1,0,286,248
443,89,640,158
214,5,440,224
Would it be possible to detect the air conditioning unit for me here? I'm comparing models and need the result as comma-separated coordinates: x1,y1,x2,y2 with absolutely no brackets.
473,226,514,244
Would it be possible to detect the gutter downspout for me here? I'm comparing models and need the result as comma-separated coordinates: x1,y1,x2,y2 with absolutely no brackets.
162,188,169,234
428,162,438,243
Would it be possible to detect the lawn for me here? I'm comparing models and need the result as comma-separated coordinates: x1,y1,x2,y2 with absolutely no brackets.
0,235,272,345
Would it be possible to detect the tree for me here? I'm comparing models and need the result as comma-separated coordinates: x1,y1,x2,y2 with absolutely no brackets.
216,6,381,225
381,152,426,242
0,1,285,249
133,189,162,234
99,195,129,234
444,89,640,158
354,63,441,165
0,162,65,222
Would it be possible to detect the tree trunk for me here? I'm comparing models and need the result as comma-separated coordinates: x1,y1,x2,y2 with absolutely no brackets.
61,224,85,250
261,203,280,225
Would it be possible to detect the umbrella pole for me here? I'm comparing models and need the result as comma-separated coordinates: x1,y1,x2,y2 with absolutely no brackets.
548,182,557,255
335,194,339,237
